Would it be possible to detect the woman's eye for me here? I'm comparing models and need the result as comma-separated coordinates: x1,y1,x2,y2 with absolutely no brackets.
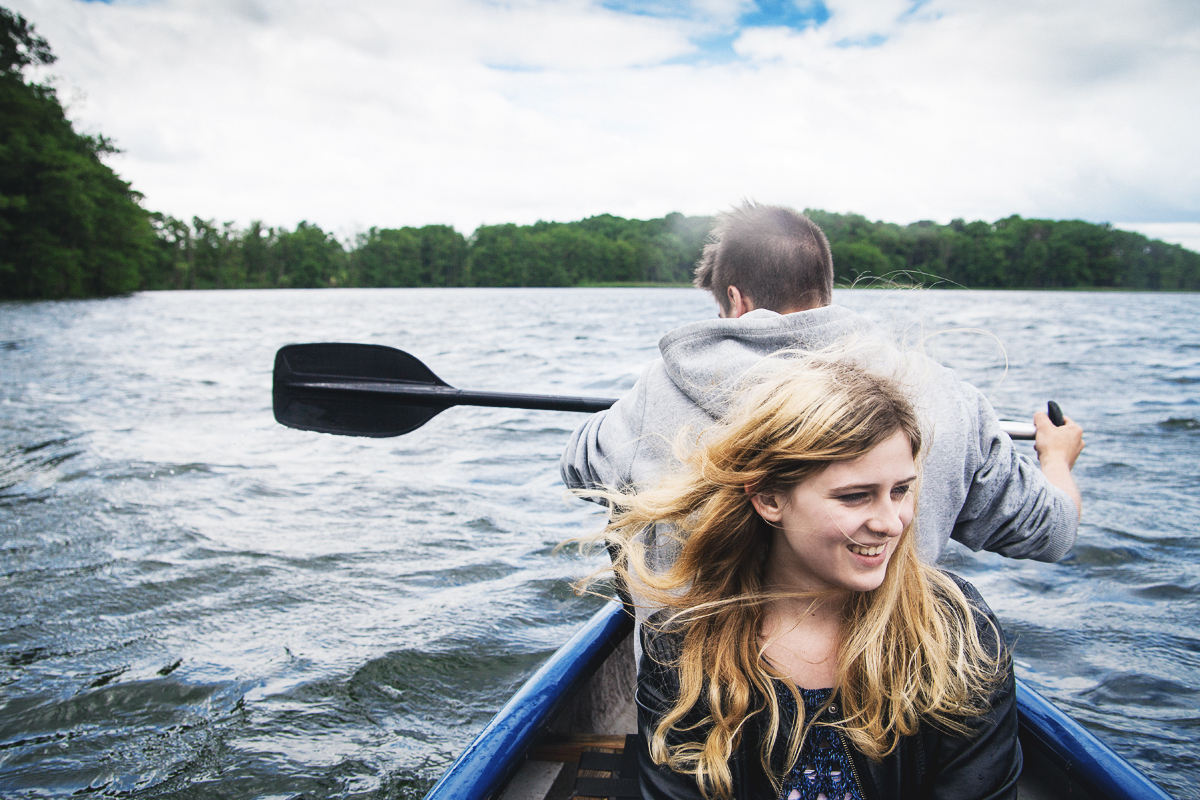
837,492,868,503
892,485,911,498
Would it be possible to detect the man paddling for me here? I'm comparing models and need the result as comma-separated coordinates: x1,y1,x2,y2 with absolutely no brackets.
561,202,1084,576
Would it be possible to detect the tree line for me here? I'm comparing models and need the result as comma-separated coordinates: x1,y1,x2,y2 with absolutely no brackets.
812,211,1199,292
133,211,1199,294
3,6,1198,300
27,200,1200,298
138,212,713,291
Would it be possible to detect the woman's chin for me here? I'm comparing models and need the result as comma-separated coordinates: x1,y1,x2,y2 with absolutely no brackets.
843,549,892,592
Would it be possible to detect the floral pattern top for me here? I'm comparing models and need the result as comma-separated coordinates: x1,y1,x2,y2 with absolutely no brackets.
775,685,864,800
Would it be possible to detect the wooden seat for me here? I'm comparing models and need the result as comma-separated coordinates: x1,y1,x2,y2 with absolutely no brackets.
571,733,641,800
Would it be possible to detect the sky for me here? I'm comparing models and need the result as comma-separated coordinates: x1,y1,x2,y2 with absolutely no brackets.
9,0,1200,250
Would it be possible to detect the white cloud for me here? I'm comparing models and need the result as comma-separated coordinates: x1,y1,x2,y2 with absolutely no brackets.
7,0,1198,240
821,0,913,42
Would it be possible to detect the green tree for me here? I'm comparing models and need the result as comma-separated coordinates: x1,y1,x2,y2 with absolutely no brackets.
419,224,467,286
830,241,890,285
189,217,247,289
351,227,422,287
275,221,346,288
0,6,155,299
144,212,190,290
242,221,276,288
944,220,1006,288
466,224,526,286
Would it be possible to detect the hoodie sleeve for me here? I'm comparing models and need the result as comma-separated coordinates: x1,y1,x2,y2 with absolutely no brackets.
939,382,1079,563
559,363,654,500
560,358,713,503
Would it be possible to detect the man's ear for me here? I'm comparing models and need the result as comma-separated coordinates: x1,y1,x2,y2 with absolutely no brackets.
726,285,755,319
749,491,784,523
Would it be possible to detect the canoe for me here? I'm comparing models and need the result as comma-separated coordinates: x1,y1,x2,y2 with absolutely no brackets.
425,600,1175,800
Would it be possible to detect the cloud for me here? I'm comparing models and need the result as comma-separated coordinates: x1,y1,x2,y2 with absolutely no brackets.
7,0,1198,240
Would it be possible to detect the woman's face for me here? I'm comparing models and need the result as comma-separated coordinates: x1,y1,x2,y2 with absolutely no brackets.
751,429,917,596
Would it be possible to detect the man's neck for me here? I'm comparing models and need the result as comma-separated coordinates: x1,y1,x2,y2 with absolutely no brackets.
722,285,829,318
774,302,823,315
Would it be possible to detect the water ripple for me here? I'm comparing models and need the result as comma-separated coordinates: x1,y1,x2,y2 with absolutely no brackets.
1,288,1197,799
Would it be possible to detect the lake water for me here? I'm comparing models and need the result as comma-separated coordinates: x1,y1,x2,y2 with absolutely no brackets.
0,288,1197,799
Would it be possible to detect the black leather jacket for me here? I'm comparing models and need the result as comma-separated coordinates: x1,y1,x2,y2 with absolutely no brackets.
636,577,1021,800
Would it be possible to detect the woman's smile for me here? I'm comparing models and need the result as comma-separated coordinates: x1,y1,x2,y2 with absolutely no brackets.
847,542,887,557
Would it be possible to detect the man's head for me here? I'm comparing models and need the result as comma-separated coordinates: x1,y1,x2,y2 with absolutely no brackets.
694,202,834,317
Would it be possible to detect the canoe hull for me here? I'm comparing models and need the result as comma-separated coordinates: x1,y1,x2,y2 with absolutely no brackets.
425,601,1173,800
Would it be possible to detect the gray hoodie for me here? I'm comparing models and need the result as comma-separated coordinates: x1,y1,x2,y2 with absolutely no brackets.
560,305,1078,565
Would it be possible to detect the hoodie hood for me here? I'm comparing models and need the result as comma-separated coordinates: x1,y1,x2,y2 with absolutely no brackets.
657,305,870,418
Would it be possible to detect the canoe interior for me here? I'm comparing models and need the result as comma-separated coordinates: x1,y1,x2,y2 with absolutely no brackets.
497,628,637,800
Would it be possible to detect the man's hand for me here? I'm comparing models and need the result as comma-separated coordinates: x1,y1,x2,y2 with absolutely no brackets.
1033,411,1084,517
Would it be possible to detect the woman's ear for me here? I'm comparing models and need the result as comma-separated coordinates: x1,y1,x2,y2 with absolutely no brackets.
750,491,785,523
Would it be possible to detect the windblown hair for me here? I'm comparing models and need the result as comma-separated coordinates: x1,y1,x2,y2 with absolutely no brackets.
694,202,834,315
579,353,1001,800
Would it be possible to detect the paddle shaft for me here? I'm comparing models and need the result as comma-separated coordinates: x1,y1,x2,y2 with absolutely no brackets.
281,376,1040,439
288,379,614,414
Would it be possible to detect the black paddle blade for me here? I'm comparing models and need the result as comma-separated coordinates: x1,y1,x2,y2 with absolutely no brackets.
274,343,452,437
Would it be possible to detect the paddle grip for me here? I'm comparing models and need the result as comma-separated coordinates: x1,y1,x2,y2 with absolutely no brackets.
1047,401,1065,427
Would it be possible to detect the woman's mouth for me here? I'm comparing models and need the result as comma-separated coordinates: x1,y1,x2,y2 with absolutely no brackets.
848,543,886,557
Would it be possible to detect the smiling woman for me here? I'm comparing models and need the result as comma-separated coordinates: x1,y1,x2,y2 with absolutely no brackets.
582,351,1019,800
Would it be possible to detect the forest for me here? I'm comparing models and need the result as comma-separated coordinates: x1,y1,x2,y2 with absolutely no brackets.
131,211,1200,294
2,7,1198,300
0,7,152,298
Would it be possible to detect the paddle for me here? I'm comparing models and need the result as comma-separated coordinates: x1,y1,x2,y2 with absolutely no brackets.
273,343,613,437
273,342,1048,440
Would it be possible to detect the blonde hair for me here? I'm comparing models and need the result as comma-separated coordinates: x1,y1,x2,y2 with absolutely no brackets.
577,351,1001,800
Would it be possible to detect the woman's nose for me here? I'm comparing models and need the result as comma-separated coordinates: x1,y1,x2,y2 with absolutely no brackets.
867,499,906,538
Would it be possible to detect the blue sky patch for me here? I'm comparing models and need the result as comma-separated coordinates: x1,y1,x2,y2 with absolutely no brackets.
603,1,832,65
740,0,830,30
836,33,888,48
665,31,741,65
598,0,696,19
601,1,830,31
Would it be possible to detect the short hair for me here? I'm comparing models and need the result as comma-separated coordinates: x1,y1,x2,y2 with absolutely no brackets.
694,202,833,314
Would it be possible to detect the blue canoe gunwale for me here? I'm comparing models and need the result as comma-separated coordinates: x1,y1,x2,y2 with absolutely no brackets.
425,600,1174,800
